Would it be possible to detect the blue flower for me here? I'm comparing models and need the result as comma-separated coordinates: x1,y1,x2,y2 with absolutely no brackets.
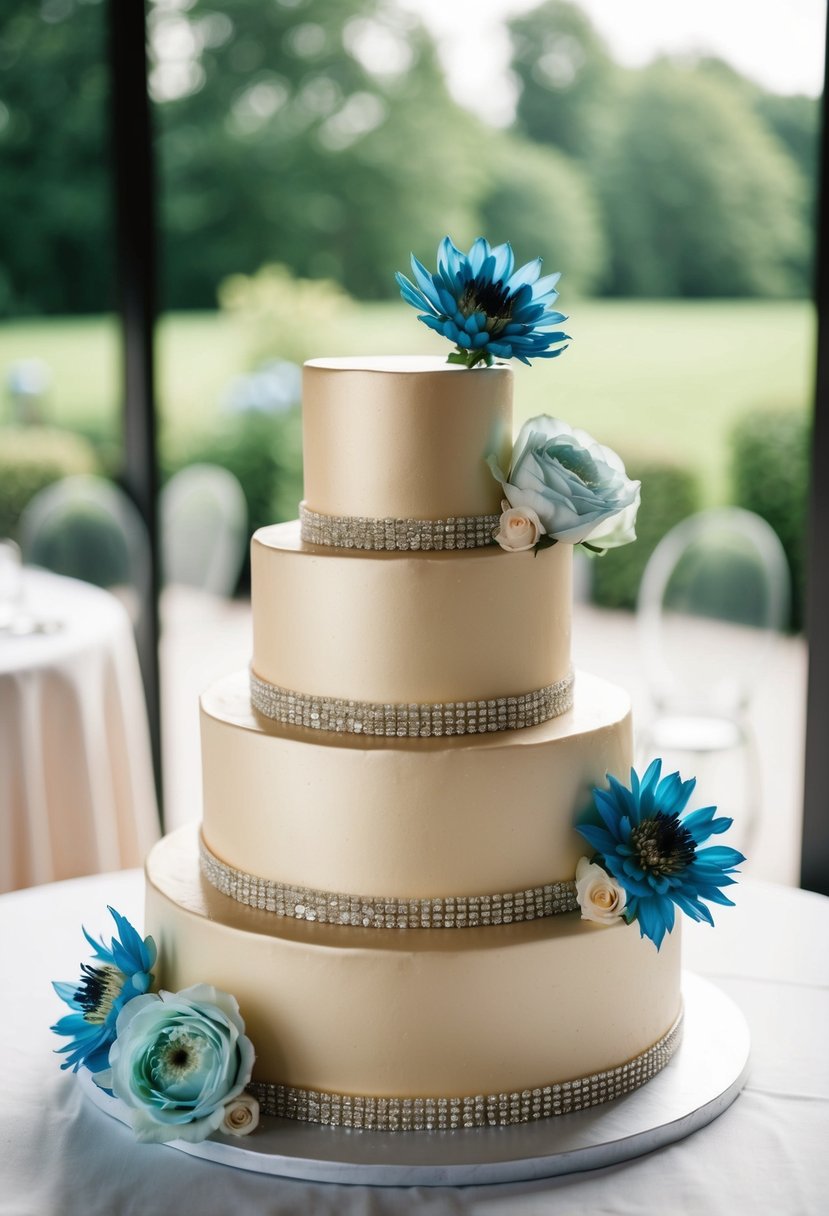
95,984,255,1143
51,907,156,1073
578,760,745,949
395,236,570,368
488,415,640,550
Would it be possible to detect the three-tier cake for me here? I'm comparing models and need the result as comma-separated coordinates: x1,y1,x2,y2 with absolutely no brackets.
144,355,683,1132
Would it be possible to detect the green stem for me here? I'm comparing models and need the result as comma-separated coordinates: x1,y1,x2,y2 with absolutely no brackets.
447,347,494,369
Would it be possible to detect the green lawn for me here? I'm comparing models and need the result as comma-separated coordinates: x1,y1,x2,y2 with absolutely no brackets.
0,299,815,503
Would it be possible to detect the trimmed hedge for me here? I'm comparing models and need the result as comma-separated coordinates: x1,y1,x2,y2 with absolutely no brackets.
730,409,809,630
591,460,700,610
0,427,99,539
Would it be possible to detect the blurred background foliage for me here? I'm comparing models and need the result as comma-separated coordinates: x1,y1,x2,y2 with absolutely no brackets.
0,0,817,315
0,0,819,618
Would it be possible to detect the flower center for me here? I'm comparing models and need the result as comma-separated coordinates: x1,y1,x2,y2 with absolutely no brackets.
629,812,696,876
151,1026,208,1085
550,442,601,488
227,1103,253,1129
74,963,125,1025
593,887,615,909
460,279,513,330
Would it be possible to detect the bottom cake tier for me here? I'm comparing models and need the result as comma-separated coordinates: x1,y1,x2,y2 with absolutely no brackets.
146,826,682,1131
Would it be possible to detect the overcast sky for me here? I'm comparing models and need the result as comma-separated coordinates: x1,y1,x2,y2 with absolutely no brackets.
401,0,825,125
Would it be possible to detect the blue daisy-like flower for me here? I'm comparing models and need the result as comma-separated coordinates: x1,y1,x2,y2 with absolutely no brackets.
578,759,745,950
51,906,156,1073
395,236,570,368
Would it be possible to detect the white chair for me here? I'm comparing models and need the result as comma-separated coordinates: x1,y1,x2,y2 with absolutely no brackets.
636,507,790,853
160,464,247,597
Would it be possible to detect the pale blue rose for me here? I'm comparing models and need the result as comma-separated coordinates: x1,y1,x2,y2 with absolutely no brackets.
488,415,640,549
95,984,255,1144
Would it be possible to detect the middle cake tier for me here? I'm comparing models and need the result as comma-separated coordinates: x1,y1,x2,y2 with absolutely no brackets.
251,520,572,709
201,669,632,902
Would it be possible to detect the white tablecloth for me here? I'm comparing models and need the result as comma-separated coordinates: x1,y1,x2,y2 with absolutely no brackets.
0,570,159,892
0,870,826,1215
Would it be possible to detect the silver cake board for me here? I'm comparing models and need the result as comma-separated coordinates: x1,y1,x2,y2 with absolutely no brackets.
79,972,749,1187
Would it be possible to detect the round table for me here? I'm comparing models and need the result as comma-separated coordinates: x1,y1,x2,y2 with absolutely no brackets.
1,869,827,1214
0,569,159,892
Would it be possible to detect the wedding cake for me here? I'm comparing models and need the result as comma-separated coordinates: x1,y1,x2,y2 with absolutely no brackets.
143,349,686,1131
55,239,741,1142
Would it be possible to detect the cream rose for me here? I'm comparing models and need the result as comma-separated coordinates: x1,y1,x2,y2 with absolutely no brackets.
493,499,545,552
222,1093,260,1137
575,857,626,925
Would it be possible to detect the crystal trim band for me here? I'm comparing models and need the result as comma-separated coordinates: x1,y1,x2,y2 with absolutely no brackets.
250,670,575,737
247,1011,683,1131
300,502,499,551
199,834,579,929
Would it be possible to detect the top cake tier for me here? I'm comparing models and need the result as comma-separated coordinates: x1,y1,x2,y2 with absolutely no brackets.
302,356,512,521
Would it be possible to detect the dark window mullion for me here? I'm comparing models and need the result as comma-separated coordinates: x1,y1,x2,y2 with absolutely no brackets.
108,0,162,826
801,15,829,894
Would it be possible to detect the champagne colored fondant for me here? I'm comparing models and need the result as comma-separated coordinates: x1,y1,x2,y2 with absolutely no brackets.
145,353,687,1132
251,521,572,704
302,357,512,520
201,670,632,898
146,827,682,1099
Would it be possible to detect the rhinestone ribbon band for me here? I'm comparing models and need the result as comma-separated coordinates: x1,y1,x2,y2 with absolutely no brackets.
199,834,578,929
250,670,575,738
247,1011,683,1131
300,502,499,551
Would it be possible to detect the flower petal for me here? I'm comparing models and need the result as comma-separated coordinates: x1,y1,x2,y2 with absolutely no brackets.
491,241,514,280
693,845,746,869
507,257,543,292
576,760,744,946
397,238,566,367
577,823,619,856
635,898,668,949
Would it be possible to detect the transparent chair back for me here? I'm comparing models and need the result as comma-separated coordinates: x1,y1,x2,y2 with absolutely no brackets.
636,507,790,853
160,463,247,597
18,474,151,627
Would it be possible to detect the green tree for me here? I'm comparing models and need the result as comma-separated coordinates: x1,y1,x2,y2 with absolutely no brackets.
153,0,485,306
755,93,819,195
507,0,618,159
478,136,606,296
694,57,818,287
0,0,486,314
753,90,819,291
594,65,809,297
693,56,819,193
0,0,111,315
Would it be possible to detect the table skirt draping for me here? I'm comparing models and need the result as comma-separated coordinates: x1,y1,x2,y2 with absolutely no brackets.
0,571,159,892
0,870,826,1215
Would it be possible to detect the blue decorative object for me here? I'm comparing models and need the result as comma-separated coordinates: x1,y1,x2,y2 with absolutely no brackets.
488,415,640,551
578,760,745,949
51,907,156,1073
396,236,570,368
95,984,255,1143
